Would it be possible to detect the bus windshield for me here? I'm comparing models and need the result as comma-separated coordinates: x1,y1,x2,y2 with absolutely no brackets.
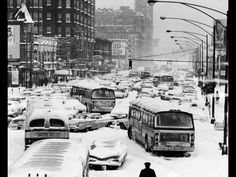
92,89,115,98
155,112,193,128
162,76,174,82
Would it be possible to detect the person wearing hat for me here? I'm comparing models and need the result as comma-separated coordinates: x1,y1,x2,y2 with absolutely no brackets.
139,162,156,177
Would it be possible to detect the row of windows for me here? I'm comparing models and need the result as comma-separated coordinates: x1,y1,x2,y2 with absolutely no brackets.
8,0,95,12
28,12,94,25
72,87,91,98
130,108,155,127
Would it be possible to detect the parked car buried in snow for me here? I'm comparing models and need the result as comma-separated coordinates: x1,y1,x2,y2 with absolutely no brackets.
68,113,114,132
8,100,24,117
89,139,128,169
8,114,26,130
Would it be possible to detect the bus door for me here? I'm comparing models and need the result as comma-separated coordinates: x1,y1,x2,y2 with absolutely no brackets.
132,109,142,141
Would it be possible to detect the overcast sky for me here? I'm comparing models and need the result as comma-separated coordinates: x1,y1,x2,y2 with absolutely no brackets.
96,0,228,53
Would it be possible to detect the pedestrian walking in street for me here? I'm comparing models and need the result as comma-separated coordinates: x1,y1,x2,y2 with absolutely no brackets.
216,91,220,104
139,162,156,177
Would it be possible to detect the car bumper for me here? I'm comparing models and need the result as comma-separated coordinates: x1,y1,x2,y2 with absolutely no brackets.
152,144,194,152
89,160,122,167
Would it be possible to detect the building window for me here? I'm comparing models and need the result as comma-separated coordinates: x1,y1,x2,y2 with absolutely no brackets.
66,13,71,23
17,0,21,7
33,12,38,21
66,27,71,36
8,12,13,20
39,0,42,7
58,0,62,8
58,13,62,22
33,26,39,35
33,0,38,7
39,26,43,35
58,26,62,36
47,0,51,6
39,12,42,21
8,0,13,8
47,26,52,34
47,13,51,20
74,0,76,9
66,0,71,8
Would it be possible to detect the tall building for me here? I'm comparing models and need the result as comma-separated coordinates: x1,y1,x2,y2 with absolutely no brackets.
134,0,153,68
7,0,95,66
95,2,153,71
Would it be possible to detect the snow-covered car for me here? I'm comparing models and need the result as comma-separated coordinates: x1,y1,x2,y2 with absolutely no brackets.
62,99,86,119
8,114,26,129
182,85,196,93
68,113,114,132
8,117,12,125
8,100,24,117
157,83,169,91
102,114,128,130
89,139,128,169
183,93,198,101
114,90,128,99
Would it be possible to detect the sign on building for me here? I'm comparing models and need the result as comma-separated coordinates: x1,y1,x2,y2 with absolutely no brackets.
214,19,227,48
11,70,19,85
8,25,20,59
112,41,126,56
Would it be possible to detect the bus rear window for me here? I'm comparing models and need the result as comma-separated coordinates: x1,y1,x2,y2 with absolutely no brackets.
92,89,115,98
30,119,45,127
50,119,65,127
156,112,193,128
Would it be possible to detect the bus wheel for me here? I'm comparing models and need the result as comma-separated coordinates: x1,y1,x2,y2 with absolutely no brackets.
127,127,132,139
85,127,91,132
145,137,150,152
106,122,112,127
119,123,127,130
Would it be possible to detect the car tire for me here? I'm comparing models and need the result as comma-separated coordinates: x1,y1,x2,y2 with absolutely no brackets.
119,123,127,130
127,127,132,139
106,122,112,127
85,127,91,132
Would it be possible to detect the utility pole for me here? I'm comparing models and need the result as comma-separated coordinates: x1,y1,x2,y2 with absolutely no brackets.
206,34,208,77
211,25,216,124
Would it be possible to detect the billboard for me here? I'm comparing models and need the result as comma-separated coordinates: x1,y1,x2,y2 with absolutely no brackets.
8,25,20,59
112,41,126,56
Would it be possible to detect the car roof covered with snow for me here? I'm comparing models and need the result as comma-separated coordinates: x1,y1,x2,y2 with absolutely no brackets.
8,139,89,177
130,98,193,114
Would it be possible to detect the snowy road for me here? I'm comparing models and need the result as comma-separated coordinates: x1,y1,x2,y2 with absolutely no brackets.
8,118,228,177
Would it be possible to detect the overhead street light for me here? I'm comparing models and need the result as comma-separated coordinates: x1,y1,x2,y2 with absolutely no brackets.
161,16,213,37
148,0,229,155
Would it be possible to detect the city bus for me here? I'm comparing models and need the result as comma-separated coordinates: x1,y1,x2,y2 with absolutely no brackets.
127,98,195,153
70,81,116,113
8,139,89,177
25,99,69,149
153,73,174,89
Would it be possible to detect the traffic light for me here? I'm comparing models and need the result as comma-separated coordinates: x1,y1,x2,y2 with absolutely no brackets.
129,60,132,69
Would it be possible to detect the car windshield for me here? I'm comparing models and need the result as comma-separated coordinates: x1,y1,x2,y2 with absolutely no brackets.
155,112,193,128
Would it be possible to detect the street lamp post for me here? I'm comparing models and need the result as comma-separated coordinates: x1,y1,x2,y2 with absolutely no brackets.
148,0,228,155
175,42,200,72
167,30,206,76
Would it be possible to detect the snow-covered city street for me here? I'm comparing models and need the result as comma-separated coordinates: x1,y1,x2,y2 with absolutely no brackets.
8,74,228,177
8,1,228,176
